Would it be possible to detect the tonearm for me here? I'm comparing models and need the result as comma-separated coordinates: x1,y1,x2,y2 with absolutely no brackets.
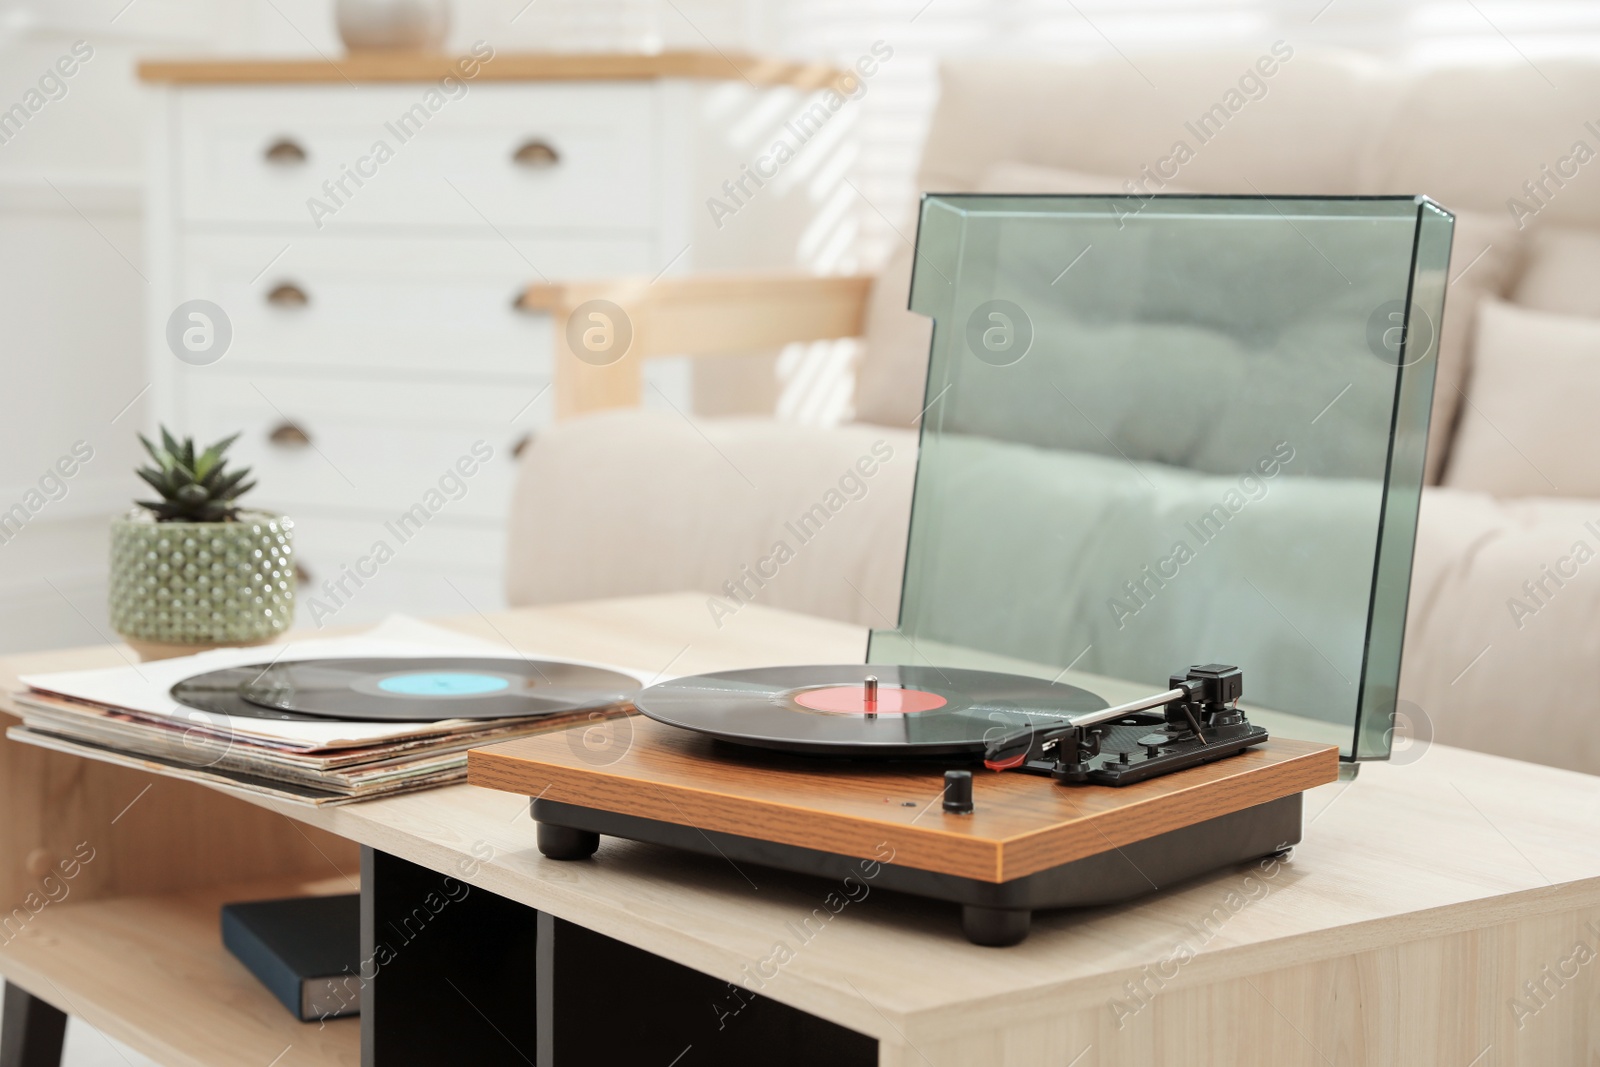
980,664,1263,786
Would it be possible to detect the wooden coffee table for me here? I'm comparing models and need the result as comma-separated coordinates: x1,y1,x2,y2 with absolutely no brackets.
1,593,1596,1066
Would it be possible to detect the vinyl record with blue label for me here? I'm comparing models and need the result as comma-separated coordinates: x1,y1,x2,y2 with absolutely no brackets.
172,657,639,722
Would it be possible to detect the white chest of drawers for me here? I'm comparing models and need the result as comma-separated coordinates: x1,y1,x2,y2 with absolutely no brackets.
140,52,840,627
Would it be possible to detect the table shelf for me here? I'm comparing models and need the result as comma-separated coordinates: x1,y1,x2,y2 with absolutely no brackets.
0,875,359,1067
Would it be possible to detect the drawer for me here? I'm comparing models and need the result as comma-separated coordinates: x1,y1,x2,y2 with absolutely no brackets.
290,511,506,574
285,510,504,629
294,563,503,629
178,233,656,376
176,370,544,520
175,84,658,229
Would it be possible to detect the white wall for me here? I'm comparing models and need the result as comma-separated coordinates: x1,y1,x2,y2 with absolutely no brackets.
0,23,151,651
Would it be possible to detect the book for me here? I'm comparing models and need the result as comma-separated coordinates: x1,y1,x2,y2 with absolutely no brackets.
221,894,362,1021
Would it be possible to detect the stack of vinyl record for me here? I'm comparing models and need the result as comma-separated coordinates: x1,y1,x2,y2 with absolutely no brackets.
8,636,643,806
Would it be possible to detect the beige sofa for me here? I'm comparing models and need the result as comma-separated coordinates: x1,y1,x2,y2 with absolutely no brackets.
509,50,1600,776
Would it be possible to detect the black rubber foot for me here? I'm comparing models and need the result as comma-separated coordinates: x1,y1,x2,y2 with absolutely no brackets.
961,905,1031,947
537,821,600,860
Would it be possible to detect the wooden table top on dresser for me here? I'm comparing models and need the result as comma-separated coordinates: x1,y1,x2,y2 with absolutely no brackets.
136,50,845,87
1,593,1597,1067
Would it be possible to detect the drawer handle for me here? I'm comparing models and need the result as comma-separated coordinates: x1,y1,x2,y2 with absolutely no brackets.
268,421,312,448
512,433,533,458
266,283,309,308
264,138,307,165
512,140,560,168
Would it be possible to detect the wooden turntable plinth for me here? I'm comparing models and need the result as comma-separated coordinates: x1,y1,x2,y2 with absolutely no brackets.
469,717,1339,943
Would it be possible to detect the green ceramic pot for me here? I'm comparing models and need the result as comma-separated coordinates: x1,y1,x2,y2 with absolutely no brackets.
109,509,296,647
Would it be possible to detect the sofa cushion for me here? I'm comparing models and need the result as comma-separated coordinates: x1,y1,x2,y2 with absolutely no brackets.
1401,486,1600,775
1424,209,1525,484
972,161,1189,196
1512,225,1600,317
860,160,1439,489
918,51,1383,195
854,163,1183,430
857,48,1387,431
852,166,1515,495
854,243,932,429
1445,299,1600,497
506,411,918,628
890,432,1382,729
1360,60,1600,223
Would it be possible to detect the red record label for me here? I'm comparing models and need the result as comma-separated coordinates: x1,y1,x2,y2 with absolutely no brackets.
791,685,949,715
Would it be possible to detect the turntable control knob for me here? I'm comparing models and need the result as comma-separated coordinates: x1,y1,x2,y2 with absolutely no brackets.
943,770,974,815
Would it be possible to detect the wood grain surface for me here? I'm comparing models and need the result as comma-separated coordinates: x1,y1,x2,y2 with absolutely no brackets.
0,642,359,913
519,273,874,419
137,51,845,88
469,720,1339,881
0,874,358,1067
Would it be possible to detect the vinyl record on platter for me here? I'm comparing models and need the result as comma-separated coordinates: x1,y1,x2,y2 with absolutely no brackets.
633,664,1109,757
172,657,640,722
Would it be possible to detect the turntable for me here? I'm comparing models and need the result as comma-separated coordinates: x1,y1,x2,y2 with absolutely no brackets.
471,662,1337,945
469,193,1448,944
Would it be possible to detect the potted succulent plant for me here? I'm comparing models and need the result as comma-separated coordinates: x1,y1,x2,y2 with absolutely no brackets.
109,428,295,656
